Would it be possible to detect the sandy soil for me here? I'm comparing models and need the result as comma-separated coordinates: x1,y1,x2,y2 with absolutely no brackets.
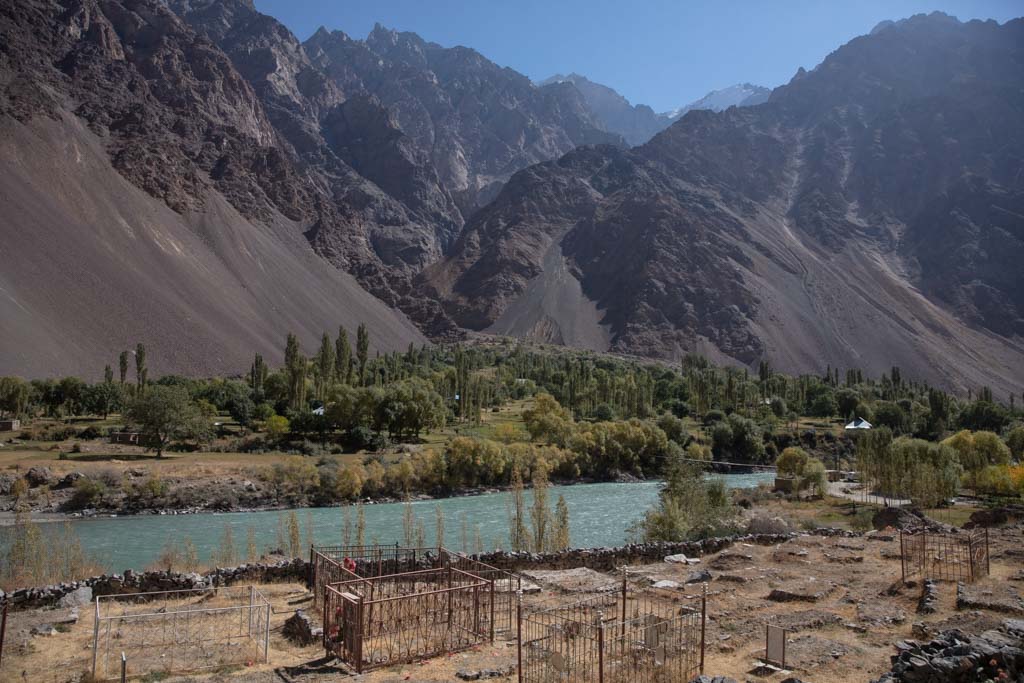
2,523,1020,682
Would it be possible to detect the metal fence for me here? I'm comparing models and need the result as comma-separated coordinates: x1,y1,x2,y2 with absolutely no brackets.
441,548,522,634
517,585,706,683
900,528,990,583
324,566,495,672
92,586,270,680
310,544,439,609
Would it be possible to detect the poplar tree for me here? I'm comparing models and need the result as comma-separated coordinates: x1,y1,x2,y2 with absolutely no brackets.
119,351,128,385
335,327,352,385
135,343,147,394
314,332,335,400
356,323,369,387
551,495,571,551
284,333,307,411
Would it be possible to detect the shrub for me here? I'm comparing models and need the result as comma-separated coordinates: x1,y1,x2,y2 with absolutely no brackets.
69,478,107,509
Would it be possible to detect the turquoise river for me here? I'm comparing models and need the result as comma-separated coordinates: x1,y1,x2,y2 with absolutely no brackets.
20,474,773,572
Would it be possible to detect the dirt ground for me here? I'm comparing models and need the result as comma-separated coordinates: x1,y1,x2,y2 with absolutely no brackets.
2,524,1021,682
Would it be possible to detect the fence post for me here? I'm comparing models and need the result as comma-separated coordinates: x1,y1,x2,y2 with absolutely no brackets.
92,597,101,676
700,583,708,674
985,528,990,577
308,544,314,590
473,583,480,636
516,590,523,683
620,567,627,641
120,652,126,683
967,533,975,583
356,595,365,674
597,610,605,683
0,599,7,670
899,530,906,583
264,594,271,663
489,579,495,642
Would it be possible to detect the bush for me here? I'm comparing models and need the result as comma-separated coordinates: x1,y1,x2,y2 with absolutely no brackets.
850,509,875,532
69,478,107,509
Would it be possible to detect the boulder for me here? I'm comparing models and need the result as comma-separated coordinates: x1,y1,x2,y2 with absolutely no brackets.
685,569,713,584
24,466,57,488
58,585,92,608
665,553,699,565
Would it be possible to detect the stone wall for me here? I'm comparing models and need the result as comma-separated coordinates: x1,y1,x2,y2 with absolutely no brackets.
470,528,861,572
1,558,308,610
3,528,865,610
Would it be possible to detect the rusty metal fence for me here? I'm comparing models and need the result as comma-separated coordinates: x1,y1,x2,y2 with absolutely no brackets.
310,544,437,609
92,586,270,681
441,548,522,634
324,566,495,672
517,585,707,683
900,528,990,583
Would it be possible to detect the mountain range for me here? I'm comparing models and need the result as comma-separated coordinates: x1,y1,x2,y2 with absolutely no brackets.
538,74,769,145
0,2,1021,395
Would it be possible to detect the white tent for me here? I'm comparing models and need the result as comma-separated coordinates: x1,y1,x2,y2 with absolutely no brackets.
844,417,872,430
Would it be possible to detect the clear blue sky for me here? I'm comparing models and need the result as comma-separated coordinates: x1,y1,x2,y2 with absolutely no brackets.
254,0,1022,112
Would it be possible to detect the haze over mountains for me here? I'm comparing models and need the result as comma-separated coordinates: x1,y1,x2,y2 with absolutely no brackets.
538,74,770,146
1,1,1021,395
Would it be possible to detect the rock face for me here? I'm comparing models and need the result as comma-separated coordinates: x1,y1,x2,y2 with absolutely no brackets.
3,5,1024,390
538,73,675,146
425,13,1024,395
0,0,616,374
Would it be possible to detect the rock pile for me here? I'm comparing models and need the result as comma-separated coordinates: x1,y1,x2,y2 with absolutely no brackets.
873,620,1024,682
918,579,939,614
282,610,322,646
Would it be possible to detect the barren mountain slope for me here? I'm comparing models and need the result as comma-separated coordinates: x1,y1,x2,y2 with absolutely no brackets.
0,0,425,377
424,14,1024,395
0,114,424,379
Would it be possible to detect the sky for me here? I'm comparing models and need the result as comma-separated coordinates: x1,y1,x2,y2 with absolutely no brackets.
254,0,1022,112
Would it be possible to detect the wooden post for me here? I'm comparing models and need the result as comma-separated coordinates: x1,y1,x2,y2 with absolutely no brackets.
308,544,315,590
597,610,605,683
700,583,708,674
516,591,524,683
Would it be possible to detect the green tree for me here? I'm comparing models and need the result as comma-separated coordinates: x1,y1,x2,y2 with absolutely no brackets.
1007,425,1024,461
314,332,336,401
284,333,307,411
550,495,571,551
632,460,736,542
126,385,200,457
0,377,30,418
356,323,369,387
135,343,147,394
335,327,352,386
119,350,129,385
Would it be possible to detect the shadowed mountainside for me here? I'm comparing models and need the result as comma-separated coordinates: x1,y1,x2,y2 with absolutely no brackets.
423,13,1024,395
